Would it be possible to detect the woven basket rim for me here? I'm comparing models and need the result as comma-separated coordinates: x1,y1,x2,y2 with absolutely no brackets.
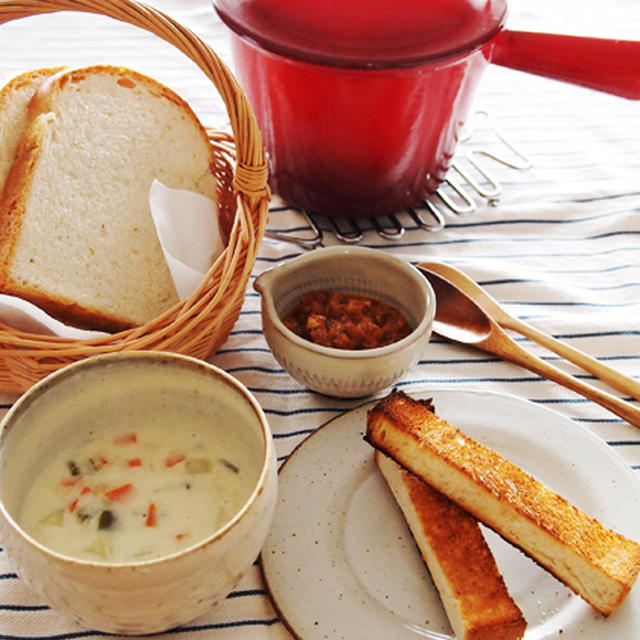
0,0,270,394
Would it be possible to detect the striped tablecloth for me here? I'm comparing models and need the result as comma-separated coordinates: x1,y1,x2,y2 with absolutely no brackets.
1,1,639,638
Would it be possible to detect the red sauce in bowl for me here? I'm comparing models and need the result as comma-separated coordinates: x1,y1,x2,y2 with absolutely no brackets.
281,290,412,350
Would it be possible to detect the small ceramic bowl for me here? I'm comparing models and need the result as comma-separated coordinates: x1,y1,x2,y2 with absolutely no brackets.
254,246,435,397
0,352,277,635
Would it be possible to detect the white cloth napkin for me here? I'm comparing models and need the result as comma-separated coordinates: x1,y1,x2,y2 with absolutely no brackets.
0,180,222,338
149,179,223,300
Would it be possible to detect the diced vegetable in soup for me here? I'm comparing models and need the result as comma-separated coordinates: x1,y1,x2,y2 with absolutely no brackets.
18,422,256,563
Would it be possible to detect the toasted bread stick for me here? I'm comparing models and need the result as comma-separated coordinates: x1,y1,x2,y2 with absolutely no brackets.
366,390,640,616
376,450,526,640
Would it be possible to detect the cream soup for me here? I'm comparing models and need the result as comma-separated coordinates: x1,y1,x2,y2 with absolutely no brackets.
18,421,257,563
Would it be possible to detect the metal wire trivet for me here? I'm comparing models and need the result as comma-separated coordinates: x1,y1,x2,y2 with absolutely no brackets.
265,110,532,247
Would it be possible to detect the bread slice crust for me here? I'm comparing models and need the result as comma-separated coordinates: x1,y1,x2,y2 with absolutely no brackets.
0,67,64,196
376,450,526,640
366,389,640,616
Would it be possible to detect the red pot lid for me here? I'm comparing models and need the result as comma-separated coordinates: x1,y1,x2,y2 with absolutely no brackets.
213,0,508,69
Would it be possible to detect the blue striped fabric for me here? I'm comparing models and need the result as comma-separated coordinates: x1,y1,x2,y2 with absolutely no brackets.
1,1,639,638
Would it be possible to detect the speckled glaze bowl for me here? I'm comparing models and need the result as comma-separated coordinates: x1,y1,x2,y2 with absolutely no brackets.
0,352,277,635
254,246,435,397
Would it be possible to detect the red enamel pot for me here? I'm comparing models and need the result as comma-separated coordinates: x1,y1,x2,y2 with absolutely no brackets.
214,0,640,218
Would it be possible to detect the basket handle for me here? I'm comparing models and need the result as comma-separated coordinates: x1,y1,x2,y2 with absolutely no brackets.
0,0,270,204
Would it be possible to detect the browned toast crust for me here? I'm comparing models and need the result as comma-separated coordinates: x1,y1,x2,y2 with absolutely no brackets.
366,389,640,615
376,450,526,640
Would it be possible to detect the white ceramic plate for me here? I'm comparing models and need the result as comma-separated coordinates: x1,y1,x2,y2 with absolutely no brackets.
261,389,640,639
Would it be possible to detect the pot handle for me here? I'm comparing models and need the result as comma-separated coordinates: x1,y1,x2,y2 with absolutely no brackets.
491,30,640,100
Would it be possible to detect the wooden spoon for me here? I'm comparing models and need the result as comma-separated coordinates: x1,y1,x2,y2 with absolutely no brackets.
417,266,640,429
420,261,640,402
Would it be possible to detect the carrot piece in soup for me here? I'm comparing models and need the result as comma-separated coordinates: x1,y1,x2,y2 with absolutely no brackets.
104,483,134,502
145,502,157,527
165,453,186,467
60,476,81,488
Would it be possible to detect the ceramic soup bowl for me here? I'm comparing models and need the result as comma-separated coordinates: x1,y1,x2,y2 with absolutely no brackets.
0,351,277,635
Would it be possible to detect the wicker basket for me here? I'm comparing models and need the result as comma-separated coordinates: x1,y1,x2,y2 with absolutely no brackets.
0,0,270,395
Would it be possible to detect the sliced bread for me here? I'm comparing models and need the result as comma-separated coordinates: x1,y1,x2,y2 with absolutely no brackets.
376,450,526,640
0,65,218,332
0,67,64,196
